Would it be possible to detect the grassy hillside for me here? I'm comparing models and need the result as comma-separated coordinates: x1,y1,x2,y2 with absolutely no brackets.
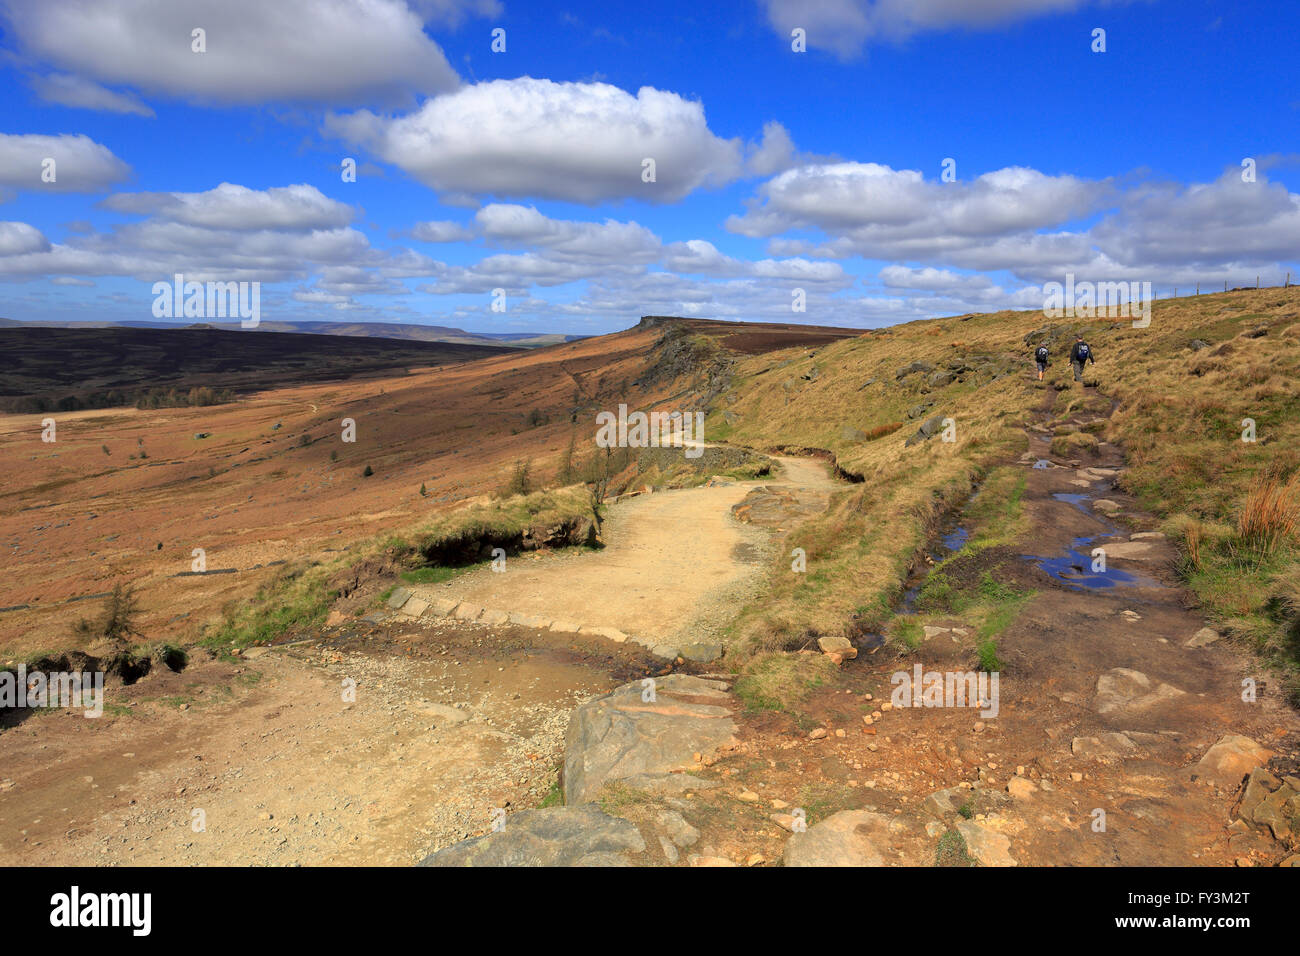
695,286,1300,696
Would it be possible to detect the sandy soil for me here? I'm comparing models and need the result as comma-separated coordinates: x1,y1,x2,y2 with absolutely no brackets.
0,618,658,866
415,452,834,645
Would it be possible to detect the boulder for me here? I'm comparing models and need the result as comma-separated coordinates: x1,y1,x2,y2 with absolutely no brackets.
418,805,645,867
1185,627,1221,648
817,635,854,656
563,674,737,805
1071,732,1141,761
1094,668,1186,717
1006,777,1038,801
896,360,935,381
784,810,899,866
956,820,1017,867
1191,734,1274,788
1101,541,1158,561
904,414,946,447
386,587,412,610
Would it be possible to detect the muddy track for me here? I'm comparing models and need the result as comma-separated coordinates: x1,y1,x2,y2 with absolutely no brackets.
958,383,1300,863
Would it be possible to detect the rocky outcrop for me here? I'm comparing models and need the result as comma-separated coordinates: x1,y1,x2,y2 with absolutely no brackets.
418,805,646,866
1236,769,1300,843
904,414,946,447
1191,734,1274,788
784,810,893,866
955,820,1018,867
563,674,737,805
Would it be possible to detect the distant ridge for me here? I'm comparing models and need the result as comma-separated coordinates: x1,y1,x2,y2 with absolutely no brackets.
0,317,587,349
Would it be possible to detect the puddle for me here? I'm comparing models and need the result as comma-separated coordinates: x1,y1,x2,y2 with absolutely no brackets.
1020,533,1158,591
1023,492,1157,588
1052,492,1092,510
898,519,973,614
1033,459,1052,470
942,526,970,551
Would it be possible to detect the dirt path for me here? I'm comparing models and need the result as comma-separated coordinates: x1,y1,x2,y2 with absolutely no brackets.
669,384,1300,867
410,453,835,647
957,388,1299,863
0,619,653,866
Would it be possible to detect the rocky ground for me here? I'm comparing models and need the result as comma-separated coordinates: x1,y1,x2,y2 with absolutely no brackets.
418,382,1300,868
5,375,1296,867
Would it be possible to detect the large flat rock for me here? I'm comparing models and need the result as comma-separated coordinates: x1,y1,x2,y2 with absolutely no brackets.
1191,734,1274,789
783,810,896,866
418,805,645,867
563,674,737,805
1094,667,1186,717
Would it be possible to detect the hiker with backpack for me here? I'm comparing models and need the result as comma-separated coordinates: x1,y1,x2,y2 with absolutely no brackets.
1033,343,1050,381
1069,335,1095,384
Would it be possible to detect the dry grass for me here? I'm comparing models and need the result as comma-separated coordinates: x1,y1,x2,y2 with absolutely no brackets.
1235,472,1300,557
698,285,1300,698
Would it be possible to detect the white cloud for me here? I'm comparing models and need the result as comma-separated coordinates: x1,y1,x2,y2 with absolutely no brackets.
3,0,467,107
0,133,131,193
27,73,155,117
729,162,1109,247
879,265,992,291
101,183,355,231
328,77,746,203
0,183,415,311
0,222,51,256
759,0,1107,58
472,204,662,263
410,220,472,243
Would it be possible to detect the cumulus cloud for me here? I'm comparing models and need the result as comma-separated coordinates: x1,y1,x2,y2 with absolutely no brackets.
2,0,467,107
327,77,746,203
0,133,131,193
410,220,472,243
740,158,1300,296
405,204,847,299
27,73,155,117
0,182,416,313
101,183,356,231
0,221,51,256
729,162,1110,248
664,238,849,286
759,0,1105,58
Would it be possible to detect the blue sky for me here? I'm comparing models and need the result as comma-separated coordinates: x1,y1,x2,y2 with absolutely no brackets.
1,0,1297,334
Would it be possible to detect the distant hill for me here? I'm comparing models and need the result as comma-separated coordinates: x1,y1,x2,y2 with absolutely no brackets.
0,325,518,413
0,317,587,348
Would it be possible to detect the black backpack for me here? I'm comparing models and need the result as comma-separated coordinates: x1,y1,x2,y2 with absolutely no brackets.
1035,346,1048,362
1077,343,1090,360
